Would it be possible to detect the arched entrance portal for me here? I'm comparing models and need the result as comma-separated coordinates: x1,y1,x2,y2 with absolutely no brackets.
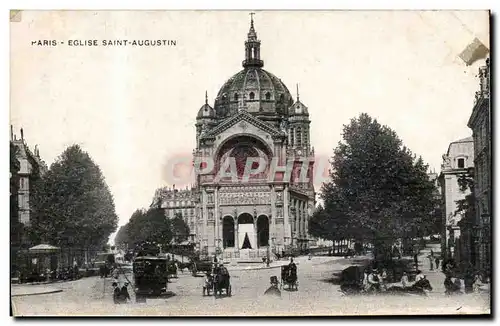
238,213,255,249
222,216,235,248
257,215,269,248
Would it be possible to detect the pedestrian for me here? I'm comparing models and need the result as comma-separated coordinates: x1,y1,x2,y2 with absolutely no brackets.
413,253,419,270
367,269,381,292
435,256,440,270
473,273,482,293
120,282,131,303
428,255,434,271
381,268,388,290
362,269,369,292
112,282,121,304
401,271,409,289
415,270,425,282
264,276,281,297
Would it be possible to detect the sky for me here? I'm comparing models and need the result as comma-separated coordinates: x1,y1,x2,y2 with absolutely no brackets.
9,10,489,241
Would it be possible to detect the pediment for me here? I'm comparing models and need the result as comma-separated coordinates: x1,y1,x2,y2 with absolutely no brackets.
203,111,283,139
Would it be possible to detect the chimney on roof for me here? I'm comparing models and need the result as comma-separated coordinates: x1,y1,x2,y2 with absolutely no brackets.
10,125,13,141
20,128,24,142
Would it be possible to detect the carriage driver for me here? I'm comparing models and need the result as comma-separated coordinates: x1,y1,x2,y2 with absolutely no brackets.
289,258,297,272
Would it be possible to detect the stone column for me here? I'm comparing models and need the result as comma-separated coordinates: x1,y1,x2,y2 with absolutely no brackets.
295,200,299,244
283,185,290,244
253,215,258,249
234,218,238,250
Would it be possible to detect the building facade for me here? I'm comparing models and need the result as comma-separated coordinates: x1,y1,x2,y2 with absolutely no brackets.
467,58,491,276
438,137,474,262
10,127,48,227
155,17,315,260
151,186,197,240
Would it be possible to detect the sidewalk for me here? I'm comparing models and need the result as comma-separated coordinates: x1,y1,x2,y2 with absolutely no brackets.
226,255,344,271
11,284,63,297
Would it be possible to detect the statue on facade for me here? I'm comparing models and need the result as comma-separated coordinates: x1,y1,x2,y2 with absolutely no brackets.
279,118,288,134
442,154,451,169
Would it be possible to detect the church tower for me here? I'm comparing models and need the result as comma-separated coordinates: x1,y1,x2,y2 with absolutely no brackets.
288,84,311,155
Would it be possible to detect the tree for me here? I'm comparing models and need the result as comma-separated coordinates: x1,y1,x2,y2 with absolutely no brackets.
126,208,173,249
171,213,190,243
319,113,437,258
114,225,130,248
454,170,475,225
30,145,118,252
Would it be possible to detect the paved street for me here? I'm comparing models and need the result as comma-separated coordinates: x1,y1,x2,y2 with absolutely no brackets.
12,253,490,316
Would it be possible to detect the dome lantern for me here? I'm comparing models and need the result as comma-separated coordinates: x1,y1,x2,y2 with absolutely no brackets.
243,13,264,68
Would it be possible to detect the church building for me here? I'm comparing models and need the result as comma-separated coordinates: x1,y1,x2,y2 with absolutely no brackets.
156,16,316,261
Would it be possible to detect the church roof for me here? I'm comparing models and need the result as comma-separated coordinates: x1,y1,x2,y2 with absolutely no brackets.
452,136,473,143
212,15,294,120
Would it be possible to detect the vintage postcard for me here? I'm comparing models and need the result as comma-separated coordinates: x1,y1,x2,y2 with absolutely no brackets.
9,10,491,316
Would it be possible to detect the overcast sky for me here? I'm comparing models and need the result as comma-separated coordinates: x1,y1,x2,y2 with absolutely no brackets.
10,10,489,239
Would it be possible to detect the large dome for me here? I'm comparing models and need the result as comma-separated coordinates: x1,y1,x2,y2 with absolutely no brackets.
214,67,294,119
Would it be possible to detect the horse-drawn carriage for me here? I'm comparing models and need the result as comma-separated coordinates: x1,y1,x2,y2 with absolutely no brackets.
133,256,169,302
191,258,213,276
202,265,232,297
281,265,298,290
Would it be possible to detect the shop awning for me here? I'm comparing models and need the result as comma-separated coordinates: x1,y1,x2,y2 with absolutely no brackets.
28,244,61,254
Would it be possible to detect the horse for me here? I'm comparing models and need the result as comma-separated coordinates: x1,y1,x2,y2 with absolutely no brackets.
176,261,191,273
213,267,231,297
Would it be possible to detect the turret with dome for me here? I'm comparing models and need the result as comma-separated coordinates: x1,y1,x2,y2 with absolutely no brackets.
189,14,315,261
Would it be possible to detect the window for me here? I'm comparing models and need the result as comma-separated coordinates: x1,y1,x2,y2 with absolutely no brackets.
234,93,239,101
249,92,255,100
296,127,302,146
265,92,271,100
457,158,465,169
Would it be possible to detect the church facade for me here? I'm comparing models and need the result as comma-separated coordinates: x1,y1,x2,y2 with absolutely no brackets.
156,17,315,260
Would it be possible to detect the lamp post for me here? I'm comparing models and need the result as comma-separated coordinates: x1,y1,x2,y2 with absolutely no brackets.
216,238,222,262
290,207,296,248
